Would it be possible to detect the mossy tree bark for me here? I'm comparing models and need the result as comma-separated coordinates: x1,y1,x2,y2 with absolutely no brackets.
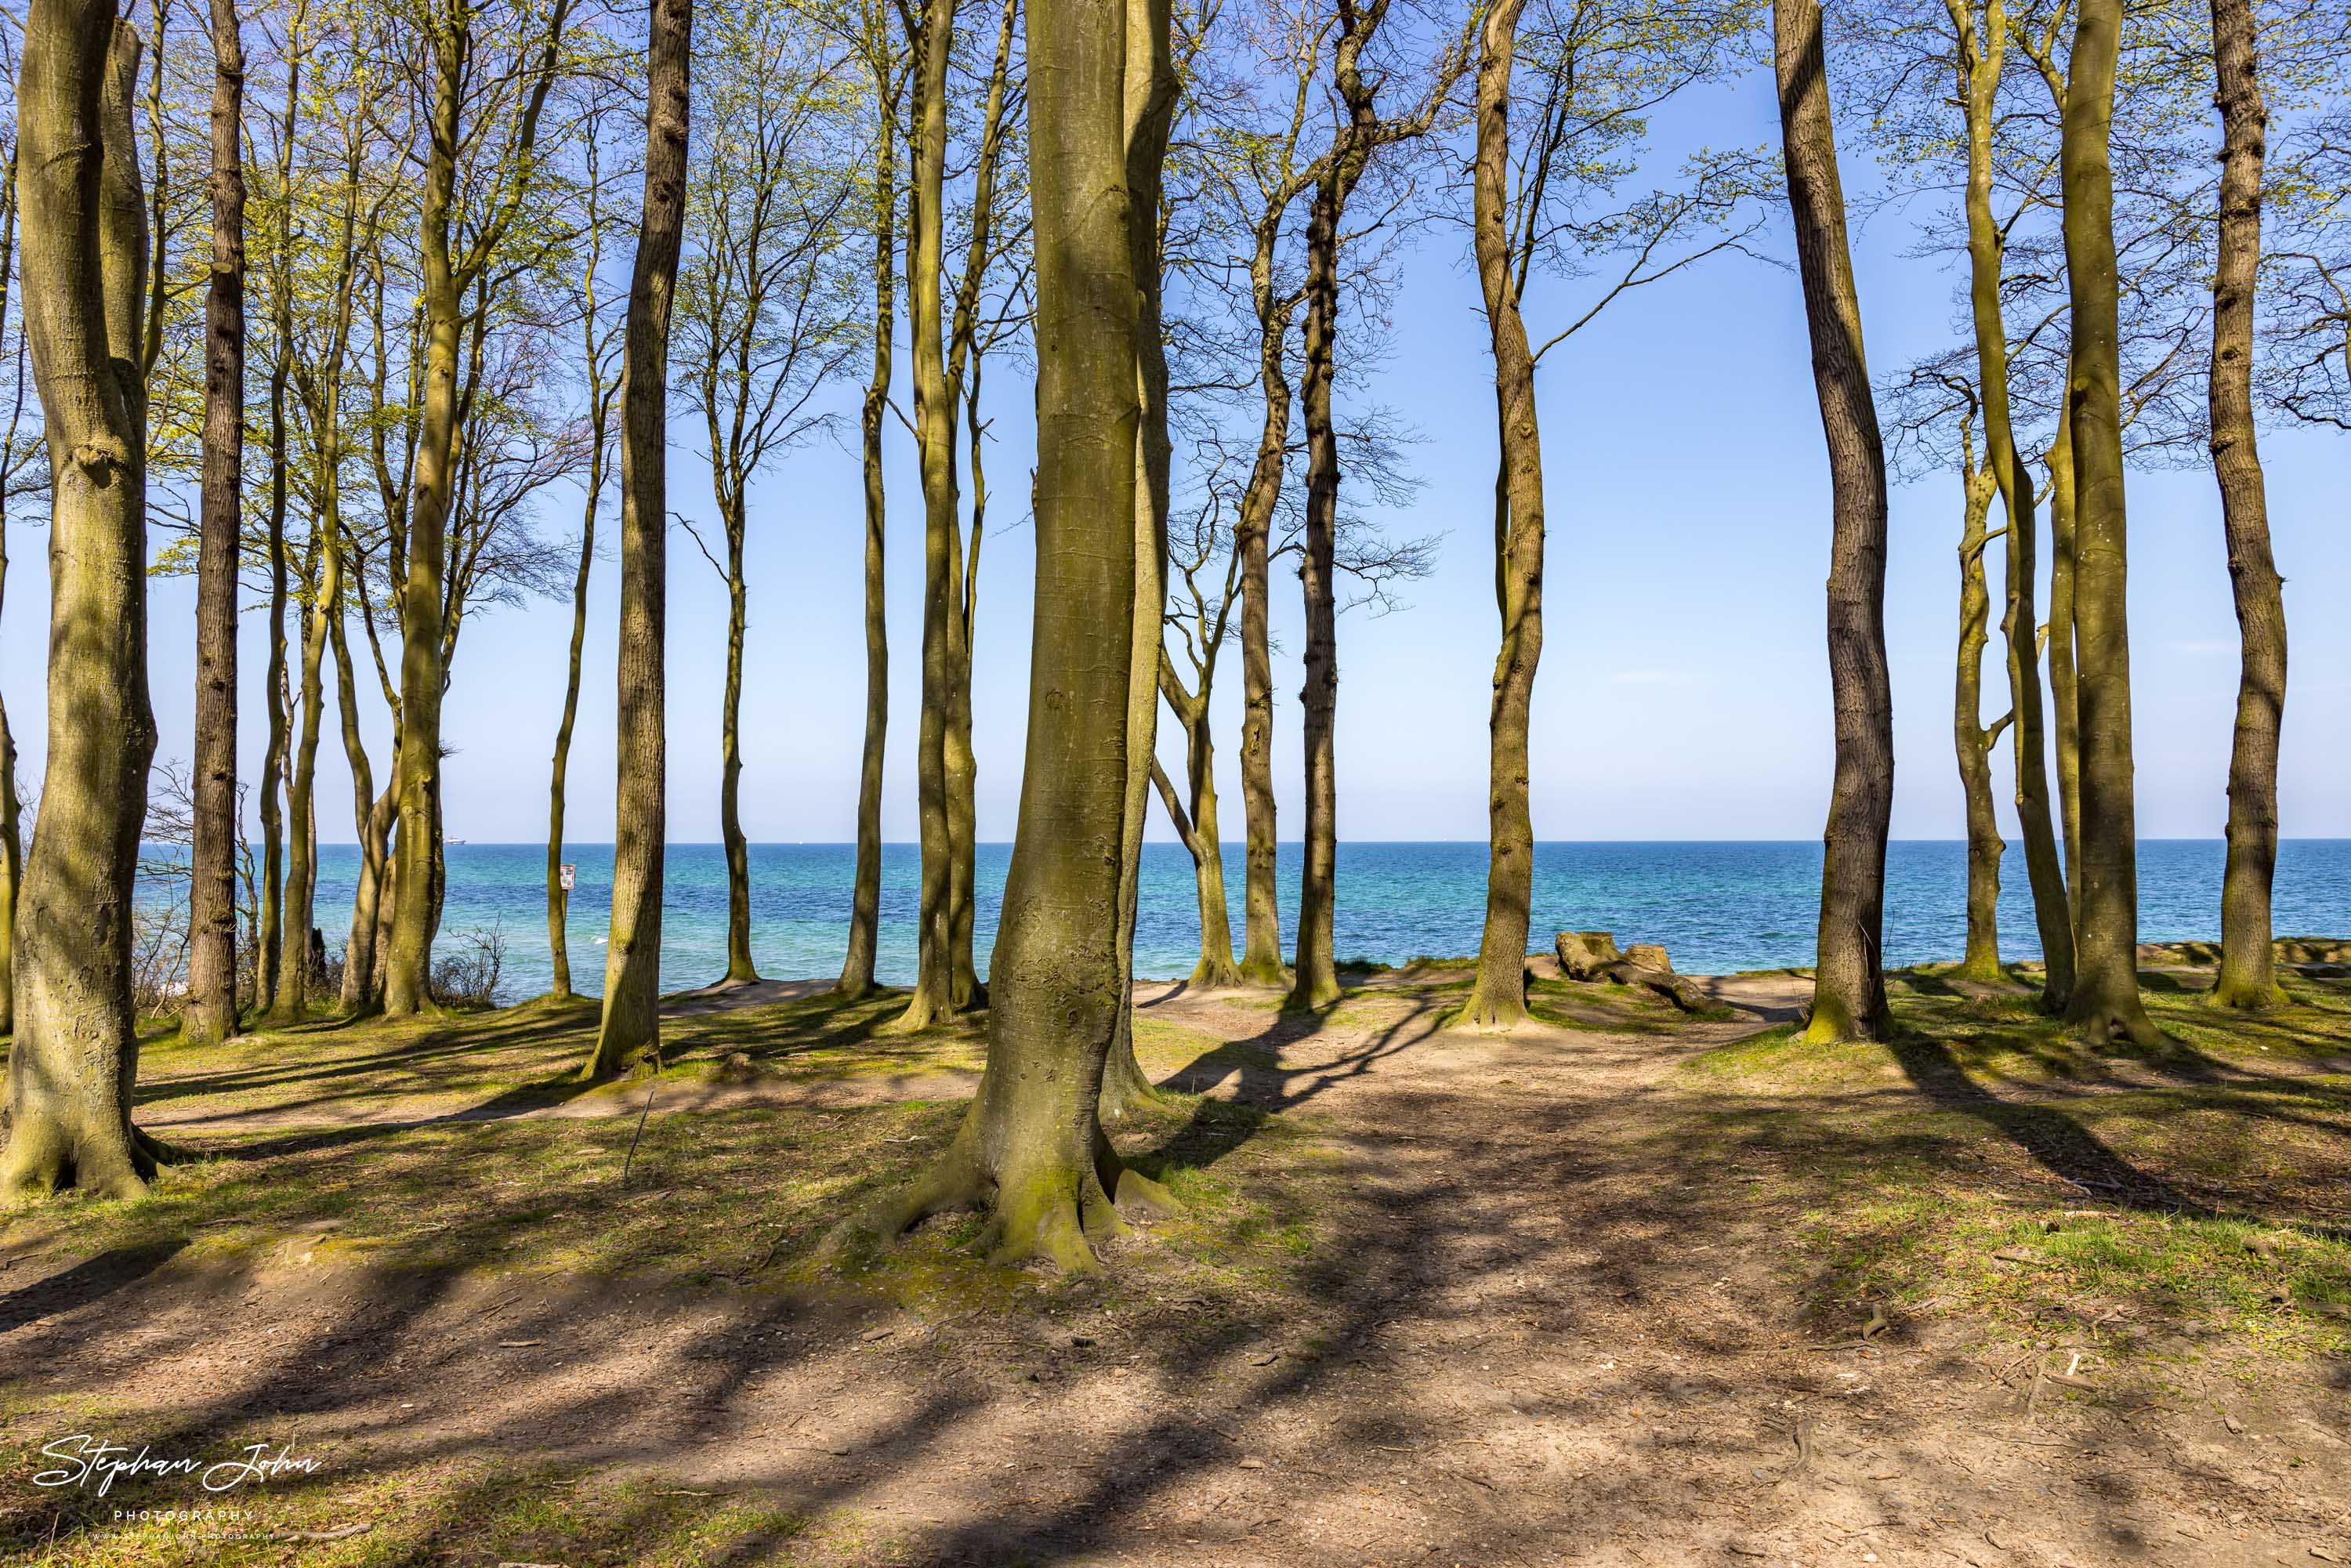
1949,406,2009,983
2206,0,2287,1012
1465,0,1546,1030
1946,0,2073,1007
183,0,244,1045
1773,0,1895,1044
1103,0,1178,1119
586,0,690,1079
256,42,297,1016
2,13,167,1201
852,0,1175,1270
2056,0,2159,1045
839,13,903,1001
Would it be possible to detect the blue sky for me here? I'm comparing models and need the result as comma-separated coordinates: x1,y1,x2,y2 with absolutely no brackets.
2,61,2344,848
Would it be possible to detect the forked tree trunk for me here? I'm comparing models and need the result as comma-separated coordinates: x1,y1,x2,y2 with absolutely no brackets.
2,14,168,1200
837,30,897,1001
845,0,1175,1270
2207,0,2286,1011
1954,462,2007,982
1946,0,2073,1006
185,0,245,1045
1102,0,1177,1120
1773,0,1895,1044
585,0,690,1078
1465,0,1546,1030
1158,664,1241,987
2057,0,2159,1045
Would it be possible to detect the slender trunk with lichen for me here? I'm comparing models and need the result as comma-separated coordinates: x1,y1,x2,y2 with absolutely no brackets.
1947,0,2072,1006
717,492,756,984
1953,451,2007,982
840,0,1176,1271
547,331,611,1003
1773,0,1895,1044
276,488,334,1019
2057,0,2158,1045
257,73,295,1015
185,0,245,1045
1102,0,1177,1119
1154,661,1240,987
585,0,689,1078
1465,0,1546,1029
2,15,168,1200
1233,207,1295,987
2207,0,2285,1011
838,27,898,1001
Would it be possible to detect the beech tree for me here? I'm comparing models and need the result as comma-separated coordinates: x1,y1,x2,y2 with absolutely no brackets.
676,0,860,987
0,110,31,1043
1773,0,1895,1044
843,0,1176,1272
2,7,171,1199
585,0,691,1077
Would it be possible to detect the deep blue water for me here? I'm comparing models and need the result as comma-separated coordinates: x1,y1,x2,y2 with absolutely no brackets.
277,839,2351,1002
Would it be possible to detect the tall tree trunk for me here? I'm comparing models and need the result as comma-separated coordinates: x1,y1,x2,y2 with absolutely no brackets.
846,0,1174,1271
719,502,757,983
837,34,897,1001
341,774,392,1012
547,366,610,1005
1947,0,2073,1006
1954,461,2006,982
276,502,332,1017
1233,219,1291,987
1773,0,1895,1044
585,0,690,1077
1291,154,1356,1012
1465,0,1546,1030
891,0,959,1033
1102,0,1177,1119
2057,0,2158,1045
382,37,465,1016
0,150,20,1040
2045,407,2082,931
2207,0,2285,1011
2,15,166,1200
185,0,245,1045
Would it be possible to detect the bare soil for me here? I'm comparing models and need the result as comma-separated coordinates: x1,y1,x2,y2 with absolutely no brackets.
2,968,2348,1567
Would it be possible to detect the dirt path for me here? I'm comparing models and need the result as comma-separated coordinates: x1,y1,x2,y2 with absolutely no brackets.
3,978,2346,1566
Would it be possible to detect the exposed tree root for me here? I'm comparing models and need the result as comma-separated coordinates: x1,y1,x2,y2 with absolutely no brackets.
828,1122,1181,1275
1096,1036,1162,1123
0,1116,182,1205
2204,980,2288,1012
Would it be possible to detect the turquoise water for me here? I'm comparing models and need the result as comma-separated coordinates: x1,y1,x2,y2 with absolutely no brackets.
288,839,2351,1002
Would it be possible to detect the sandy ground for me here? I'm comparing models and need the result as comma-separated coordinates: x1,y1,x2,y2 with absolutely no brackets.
3,972,2348,1566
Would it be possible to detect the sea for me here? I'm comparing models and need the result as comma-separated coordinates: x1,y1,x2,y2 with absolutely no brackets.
281,838,2351,1003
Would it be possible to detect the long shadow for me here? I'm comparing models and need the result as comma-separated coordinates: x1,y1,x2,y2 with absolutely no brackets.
0,1237,188,1336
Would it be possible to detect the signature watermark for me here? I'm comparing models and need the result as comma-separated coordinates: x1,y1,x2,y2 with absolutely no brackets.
32,1435,321,1497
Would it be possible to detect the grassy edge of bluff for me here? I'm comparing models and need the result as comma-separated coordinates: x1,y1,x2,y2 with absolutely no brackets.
1684,964,2351,1364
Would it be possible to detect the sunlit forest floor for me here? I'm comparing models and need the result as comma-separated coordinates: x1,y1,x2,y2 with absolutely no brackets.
3,949,2349,1566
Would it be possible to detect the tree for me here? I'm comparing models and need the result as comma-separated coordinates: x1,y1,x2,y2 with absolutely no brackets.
676,0,860,987
183,0,242,1044
842,0,1176,1273
1288,0,1467,1011
1,9,170,1200
585,0,691,1078
1151,480,1244,987
547,89,630,1002
835,0,904,1001
2204,0,2285,1010
2057,0,2161,1045
1464,0,1545,1028
1773,0,1895,1044
0,123,30,1044
381,0,577,1016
